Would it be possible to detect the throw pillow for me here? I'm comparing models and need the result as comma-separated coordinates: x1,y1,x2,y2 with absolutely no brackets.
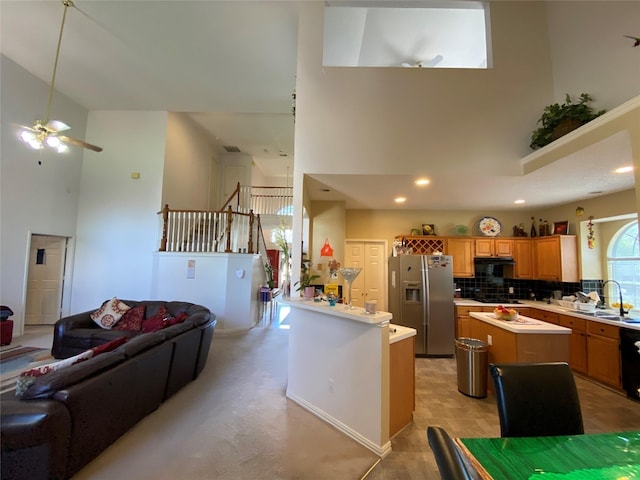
141,306,170,333
90,297,131,329
90,336,129,356
165,312,188,327
15,349,93,397
113,304,145,332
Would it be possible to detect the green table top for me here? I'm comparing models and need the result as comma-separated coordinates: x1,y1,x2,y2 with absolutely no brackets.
458,430,640,479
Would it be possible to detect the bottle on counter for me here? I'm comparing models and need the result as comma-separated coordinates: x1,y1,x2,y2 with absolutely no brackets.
539,218,544,236
529,290,536,301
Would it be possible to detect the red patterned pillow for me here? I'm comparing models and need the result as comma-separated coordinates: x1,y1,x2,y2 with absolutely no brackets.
91,336,128,355
113,304,145,332
141,306,170,333
165,312,188,327
90,297,131,330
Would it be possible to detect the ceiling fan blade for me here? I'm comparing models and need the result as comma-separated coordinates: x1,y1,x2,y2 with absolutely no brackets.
59,135,103,152
46,119,71,132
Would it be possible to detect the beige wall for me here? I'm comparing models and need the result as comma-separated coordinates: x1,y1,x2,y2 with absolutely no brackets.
310,201,346,283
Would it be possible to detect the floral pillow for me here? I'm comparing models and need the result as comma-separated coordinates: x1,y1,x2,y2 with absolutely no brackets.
15,337,129,397
90,297,131,329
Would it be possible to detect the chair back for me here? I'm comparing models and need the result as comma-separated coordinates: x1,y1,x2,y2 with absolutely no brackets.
490,362,584,438
426,426,472,480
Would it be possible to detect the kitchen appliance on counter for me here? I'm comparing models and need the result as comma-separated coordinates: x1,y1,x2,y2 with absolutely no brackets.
388,255,454,356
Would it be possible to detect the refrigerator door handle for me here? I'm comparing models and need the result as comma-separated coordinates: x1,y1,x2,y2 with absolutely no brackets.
422,256,429,327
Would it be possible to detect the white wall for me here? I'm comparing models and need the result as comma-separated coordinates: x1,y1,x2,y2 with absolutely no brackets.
0,55,87,334
152,252,262,332
546,1,640,109
70,111,168,313
163,112,217,210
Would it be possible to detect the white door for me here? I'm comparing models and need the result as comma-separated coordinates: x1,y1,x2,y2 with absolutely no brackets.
345,240,387,310
25,235,67,325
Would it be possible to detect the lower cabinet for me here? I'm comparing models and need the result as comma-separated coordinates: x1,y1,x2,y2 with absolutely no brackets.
586,322,621,388
389,336,415,437
558,314,588,374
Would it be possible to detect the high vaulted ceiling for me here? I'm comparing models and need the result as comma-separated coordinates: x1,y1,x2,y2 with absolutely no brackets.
1,1,637,211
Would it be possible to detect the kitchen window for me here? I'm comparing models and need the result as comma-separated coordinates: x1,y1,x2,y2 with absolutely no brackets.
607,220,640,310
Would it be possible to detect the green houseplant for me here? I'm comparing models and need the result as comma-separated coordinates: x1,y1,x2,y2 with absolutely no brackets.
530,93,606,150
295,257,320,298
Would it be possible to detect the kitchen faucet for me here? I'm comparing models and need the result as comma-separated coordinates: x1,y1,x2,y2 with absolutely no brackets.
602,280,626,317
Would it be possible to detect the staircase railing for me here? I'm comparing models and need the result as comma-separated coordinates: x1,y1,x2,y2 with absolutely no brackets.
220,182,293,215
158,204,262,254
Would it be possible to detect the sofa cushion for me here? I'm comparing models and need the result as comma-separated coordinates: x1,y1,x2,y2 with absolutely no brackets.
141,306,170,333
90,298,131,329
112,304,145,332
113,332,165,358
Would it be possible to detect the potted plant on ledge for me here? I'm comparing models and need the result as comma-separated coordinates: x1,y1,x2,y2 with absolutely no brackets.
529,93,606,150
295,258,320,300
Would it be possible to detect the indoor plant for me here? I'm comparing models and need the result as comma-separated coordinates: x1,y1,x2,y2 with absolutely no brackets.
295,258,320,299
529,93,606,150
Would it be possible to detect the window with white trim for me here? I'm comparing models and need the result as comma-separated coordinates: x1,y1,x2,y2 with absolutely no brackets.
607,220,640,310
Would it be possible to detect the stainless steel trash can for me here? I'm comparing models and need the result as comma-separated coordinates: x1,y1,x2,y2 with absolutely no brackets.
455,337,488,398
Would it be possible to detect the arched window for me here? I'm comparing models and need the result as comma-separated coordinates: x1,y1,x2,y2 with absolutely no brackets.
607,221,640,310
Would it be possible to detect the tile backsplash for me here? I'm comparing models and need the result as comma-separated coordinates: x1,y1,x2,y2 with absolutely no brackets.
455,277,603,302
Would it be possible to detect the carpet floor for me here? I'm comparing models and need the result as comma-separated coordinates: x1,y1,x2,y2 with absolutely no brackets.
10,320,640,480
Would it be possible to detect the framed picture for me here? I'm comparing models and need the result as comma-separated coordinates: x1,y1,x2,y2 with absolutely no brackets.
422,224,436,235
553,221,569,235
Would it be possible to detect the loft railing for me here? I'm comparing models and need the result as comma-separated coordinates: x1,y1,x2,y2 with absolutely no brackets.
159,184,292,256
158,204,261,254
220,182,293,215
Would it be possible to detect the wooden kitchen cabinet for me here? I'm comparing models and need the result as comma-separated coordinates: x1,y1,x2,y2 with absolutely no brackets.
389,335,415,437
474,238,513,257
528,308,559,324
455,306,477,338
446,238,474,278
513,239,534,279
587,322,621,388
558,314,588,374
534,235,578,282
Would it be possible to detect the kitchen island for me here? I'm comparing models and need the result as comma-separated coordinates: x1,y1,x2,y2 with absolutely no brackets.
469,311,570,365
281,298,414,457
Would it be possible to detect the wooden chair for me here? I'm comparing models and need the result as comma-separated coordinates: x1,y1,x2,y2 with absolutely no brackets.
426,426,472,480
490,362,584,438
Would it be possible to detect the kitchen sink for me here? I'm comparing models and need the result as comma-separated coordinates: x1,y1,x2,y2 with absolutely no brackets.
594,314,623,321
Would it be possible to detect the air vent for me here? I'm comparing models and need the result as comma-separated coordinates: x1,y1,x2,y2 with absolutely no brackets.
223,145,241,153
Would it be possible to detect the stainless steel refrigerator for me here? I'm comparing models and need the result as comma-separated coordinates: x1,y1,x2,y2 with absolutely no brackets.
388,255,455,356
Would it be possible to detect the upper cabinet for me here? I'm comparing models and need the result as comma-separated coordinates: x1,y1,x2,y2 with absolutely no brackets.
513,239,534,279
446,238,474,278
474,238,513,257
534,235,578,282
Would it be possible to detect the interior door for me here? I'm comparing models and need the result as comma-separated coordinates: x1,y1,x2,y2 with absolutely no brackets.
345,240,387,310
25,235,67,325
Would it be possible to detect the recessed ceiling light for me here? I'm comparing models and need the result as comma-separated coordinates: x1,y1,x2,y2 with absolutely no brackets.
322,188,331,192
414,178,430,186
514,199,526,204
614,165,633,174
394,197,407,204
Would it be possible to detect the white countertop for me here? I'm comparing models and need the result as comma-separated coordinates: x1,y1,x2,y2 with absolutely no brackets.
279,297,393,325
470,312,571,334
389,324,417,344
456,299,640,331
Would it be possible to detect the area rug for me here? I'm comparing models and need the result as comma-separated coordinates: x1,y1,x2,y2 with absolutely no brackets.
0,345,52,393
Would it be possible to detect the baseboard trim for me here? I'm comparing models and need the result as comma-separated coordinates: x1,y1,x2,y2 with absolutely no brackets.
286,392,392,458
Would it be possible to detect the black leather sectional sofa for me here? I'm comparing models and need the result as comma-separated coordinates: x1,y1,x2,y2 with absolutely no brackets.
1,300,216,480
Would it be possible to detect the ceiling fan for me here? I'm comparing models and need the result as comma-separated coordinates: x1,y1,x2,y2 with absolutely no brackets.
401,55,444,68
18,0,102,154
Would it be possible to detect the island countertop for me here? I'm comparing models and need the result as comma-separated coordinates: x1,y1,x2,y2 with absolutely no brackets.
279,297,392,325
470,312,571,335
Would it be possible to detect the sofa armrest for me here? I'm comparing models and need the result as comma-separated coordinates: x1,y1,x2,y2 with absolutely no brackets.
51,310,95,358
1,399,72,480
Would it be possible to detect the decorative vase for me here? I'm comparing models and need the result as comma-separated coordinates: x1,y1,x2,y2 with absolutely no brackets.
303,286,315,300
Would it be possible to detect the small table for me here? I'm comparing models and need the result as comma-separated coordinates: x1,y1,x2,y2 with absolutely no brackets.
456,430,640,479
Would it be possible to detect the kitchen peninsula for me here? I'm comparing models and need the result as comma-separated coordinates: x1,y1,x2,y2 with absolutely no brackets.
281,298,415,457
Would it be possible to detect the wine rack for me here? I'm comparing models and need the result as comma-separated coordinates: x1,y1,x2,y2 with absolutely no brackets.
396,236,445,255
